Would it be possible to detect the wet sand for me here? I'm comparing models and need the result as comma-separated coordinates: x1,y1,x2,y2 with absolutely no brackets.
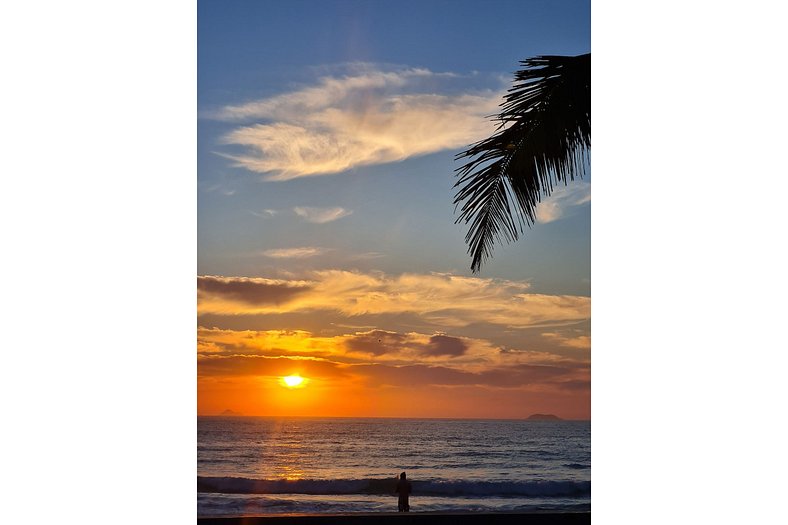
198,512,590,524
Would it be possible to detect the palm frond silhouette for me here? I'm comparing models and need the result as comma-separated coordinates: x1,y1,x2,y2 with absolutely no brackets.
454,53,590,272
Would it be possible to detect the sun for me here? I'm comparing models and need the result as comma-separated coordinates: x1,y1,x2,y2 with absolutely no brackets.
280,375,307,388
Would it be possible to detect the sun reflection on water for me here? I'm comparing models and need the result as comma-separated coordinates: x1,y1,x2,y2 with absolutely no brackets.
271,440,307,480
277,464,306,480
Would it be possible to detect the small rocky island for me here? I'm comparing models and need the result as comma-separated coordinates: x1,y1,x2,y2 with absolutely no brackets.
526,413,562,421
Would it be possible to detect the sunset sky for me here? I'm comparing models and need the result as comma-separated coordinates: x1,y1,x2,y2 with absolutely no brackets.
198,0,591,419
7,2,784,522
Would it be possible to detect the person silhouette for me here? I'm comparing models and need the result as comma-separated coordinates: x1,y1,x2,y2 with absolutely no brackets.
395,471,412,512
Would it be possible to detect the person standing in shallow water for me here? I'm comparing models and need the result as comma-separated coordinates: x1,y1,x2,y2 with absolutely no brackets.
395,471,412,512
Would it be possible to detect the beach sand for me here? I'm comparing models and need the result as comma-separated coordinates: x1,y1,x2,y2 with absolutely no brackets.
198,512,590,524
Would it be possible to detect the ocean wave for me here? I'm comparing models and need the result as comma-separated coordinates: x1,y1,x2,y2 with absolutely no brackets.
197,476,590,498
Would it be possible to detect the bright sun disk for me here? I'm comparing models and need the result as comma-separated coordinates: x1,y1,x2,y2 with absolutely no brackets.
282,375,305,388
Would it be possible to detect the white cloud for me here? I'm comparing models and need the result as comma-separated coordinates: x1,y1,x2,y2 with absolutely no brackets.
294,206,352,223
199,182,236,196
215,68,431,121
213,67,502,180
250,209,279,218
536,182,591,224
262,247,326,259
349,252,386,260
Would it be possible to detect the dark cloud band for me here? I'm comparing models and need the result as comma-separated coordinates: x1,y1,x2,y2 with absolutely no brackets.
198,276,312,306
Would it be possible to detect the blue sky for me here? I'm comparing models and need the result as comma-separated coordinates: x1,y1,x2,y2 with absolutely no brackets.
199,0,590,292
197,0,592,418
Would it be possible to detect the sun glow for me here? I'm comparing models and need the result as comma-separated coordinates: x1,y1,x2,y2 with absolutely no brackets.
281,375,306,388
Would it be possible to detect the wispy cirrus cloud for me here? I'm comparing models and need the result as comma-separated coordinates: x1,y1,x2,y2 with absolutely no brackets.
197,270,589,328
541,331,591,350
294,206,353,223
214,67,437,121
199,181,237,196
536,182,591,224
249,209,279,218
349,252,385,260
211,66,502,180
262,247,327,259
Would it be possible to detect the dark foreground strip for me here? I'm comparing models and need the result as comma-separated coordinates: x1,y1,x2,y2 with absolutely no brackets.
198,512,590,525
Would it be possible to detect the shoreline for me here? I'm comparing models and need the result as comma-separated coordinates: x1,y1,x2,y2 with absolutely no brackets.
198,511,590,524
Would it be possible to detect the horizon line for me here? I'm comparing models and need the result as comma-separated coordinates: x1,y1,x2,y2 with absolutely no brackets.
198,414,590,421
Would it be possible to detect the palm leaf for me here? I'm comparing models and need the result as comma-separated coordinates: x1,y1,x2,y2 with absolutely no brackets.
454,53,591,272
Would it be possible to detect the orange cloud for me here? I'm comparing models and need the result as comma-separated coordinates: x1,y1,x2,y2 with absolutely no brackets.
197,326,590,419
198,271,590,329
198,327,488,365
198,327,588,376
541,331,591,350
198,354,348,379
197,352,588,390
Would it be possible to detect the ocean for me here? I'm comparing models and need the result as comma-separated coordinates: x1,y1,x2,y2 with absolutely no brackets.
197,416,590,517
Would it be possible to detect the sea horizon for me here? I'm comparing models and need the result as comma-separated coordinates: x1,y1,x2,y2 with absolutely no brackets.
198,414,591,422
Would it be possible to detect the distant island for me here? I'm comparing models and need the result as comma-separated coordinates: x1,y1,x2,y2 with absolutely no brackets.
527,414,562,421
220,409,242,416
